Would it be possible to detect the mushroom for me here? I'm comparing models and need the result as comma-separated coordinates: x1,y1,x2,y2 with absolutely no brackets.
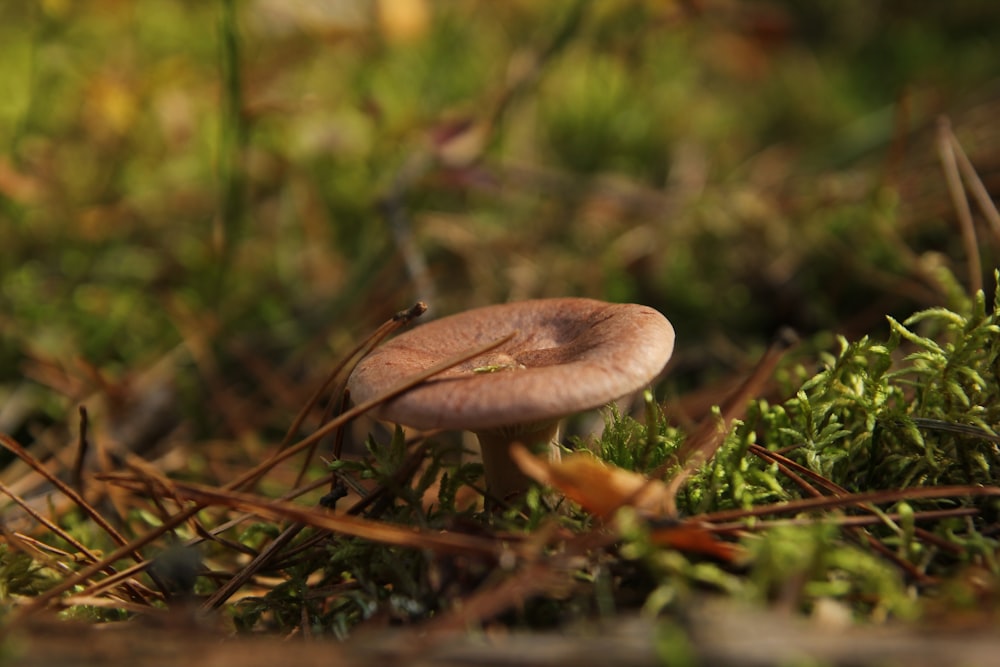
347,298,675,503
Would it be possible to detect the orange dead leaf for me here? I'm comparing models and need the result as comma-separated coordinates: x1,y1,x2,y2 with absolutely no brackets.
511,444,743,562
510,443,673,517
649,521,746,563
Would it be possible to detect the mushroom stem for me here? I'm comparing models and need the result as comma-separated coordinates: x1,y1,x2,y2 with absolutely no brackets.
475,422,561,504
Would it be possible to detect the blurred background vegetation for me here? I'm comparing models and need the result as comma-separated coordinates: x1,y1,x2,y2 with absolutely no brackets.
2,0,1000,467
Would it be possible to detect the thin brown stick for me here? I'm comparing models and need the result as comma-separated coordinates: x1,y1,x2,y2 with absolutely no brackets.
7,331,515,624
277,302,427,455
747,444,965,555
699,484,1000,523
749,446,823,498
228,330,516,492
162,480,504,558
707,507,979,533
256,437,442,571
202,523,305,610
62,557,166,604
743,445,941,578
72,474,337,605
184,473,336,544
199,435,437,607
948,129,1000,248
0,481,141,593
349,440,435,520
279,303,427,492
331,388,351,461
0,434,146,565
0,526,76,577
936,115,982,295
749,444,844,495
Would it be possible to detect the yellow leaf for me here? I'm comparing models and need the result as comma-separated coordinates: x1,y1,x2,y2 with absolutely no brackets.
510,443,674,517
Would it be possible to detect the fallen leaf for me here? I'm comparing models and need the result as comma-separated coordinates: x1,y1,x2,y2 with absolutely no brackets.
510,443,673,517
648,520,746,562
511,444,744,562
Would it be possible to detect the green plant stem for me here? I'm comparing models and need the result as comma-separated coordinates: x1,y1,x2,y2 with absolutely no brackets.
215,0,248,300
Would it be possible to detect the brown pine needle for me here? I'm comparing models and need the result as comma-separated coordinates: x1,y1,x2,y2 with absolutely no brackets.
948,126,1000,249
0,482,96,561
163,479,504,558
0,434,146,567
699,483,1000,523
277,301,428,456
747,444,967,560
936,115,982,295
281,302,427,492
202,522,306,610
6,330,515,625
228,330,516,492
707,507,978,533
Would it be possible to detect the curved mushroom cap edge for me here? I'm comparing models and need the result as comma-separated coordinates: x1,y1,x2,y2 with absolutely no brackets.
347,298,675,431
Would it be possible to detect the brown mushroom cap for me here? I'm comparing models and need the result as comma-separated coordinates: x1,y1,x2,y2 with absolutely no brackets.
347,298,675,431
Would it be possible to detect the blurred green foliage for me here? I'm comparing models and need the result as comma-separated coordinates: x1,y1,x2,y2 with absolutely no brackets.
3,1,999,400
